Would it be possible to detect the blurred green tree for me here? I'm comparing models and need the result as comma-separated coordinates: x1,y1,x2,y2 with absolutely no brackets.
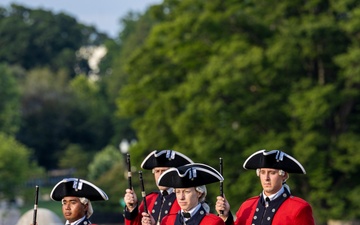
0,4,109,76
17,68,73,169
98,9,162,146
58,144,93,178
0,63,20,135
88,145,122,181
17,69,113,169
0,132,37,200
113,0,360,223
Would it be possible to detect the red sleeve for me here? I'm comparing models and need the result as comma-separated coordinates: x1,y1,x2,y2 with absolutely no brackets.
125,192,159,225
160,214,176,225
294,202,315,225
234,197,258,225
201,214,226,225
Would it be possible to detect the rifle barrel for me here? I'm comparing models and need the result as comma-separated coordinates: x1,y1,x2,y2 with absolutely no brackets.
126,153,132,189
219,158,224,215
33,185,39,225
139,171,148,213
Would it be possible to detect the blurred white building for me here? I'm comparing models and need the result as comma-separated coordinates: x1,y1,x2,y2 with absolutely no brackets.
16,208,63,225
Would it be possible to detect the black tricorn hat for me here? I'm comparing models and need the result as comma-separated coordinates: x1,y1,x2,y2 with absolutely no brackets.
157,163,224,188
243,150,306,174
50,178,109,201
141,150,193,170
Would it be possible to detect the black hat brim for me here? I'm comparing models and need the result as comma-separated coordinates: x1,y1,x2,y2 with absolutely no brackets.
158,163,224,188
141,150,193,170
50,178,108,201
243,150,306,174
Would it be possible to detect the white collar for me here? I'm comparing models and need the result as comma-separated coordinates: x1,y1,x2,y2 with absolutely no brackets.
163,187,174,194
263,186,284,201
66,216,86,225
182,203,201,221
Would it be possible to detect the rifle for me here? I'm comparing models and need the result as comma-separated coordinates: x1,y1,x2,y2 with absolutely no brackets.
126,153,134,207
126,153,132,189
219,157,224,215
139,171,148,213
33,185,39,225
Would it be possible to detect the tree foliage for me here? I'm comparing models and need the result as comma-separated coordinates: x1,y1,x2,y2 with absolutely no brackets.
58,144,92,178
87,146,127,212
113,0,360,223
0,4,109,76
88,145,122,181
0,0,359,223
0,3,120,205
0,63,20,135
17,68,73,168
17,69,113,169
99,9,162,144
0,132,36,199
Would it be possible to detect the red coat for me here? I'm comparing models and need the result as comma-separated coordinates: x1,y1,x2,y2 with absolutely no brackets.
125,192,181,225
161,212,225,225
234,195,315,225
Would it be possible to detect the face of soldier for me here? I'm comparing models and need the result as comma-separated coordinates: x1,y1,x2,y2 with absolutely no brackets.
175,187,202,212
62,196,88,222
153,167,170,190
258,168,285,196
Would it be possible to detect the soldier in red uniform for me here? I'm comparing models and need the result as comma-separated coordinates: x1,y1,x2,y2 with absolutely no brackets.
141,163,226,225
215,149,315,225
124,150,193,225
